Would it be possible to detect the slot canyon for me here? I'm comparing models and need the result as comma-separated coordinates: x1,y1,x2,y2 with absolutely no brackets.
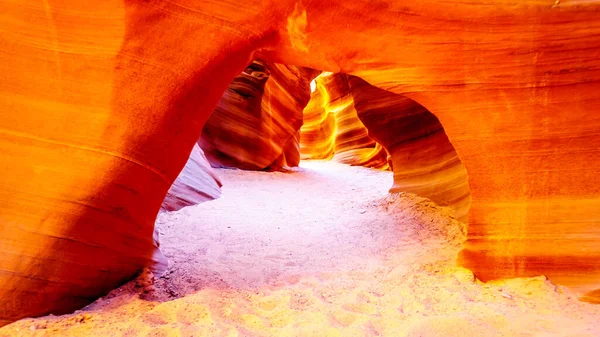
1,0,600,336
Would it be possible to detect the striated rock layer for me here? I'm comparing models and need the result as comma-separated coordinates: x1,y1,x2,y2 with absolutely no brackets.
327,75,389,169
349,76,471,221
281,131,301,167
301,73,389,169
299,75,336,160
199,60,315,170
160,144,222,212
1,0,599,326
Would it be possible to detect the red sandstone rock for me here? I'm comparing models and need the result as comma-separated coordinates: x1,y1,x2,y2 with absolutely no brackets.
283,131,301,167
200,60,315,170
327,75,389,169
348,76,471,221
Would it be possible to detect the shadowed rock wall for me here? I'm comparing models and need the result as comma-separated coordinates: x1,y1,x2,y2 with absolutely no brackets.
349,76,471,221
200,60,316,170
160,144,222,212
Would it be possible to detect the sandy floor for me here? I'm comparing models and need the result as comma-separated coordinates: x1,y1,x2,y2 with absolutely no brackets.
2,161,600,336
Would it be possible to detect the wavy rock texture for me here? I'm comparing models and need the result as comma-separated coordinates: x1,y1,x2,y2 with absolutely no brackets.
1,0,600,326
299,75,336,160
199,60,315,170
334,143,390,170
349,76,471,221
300,73,389,169
327,75,389,169
281,131,301,167
160,144,222,212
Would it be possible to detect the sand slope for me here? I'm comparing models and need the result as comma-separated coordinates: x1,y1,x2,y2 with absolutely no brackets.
2,161,599,336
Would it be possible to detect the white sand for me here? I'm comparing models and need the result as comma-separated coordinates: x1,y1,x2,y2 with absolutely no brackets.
2,161,599,336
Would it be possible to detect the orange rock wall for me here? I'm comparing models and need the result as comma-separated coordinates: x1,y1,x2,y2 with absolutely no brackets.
199,60,315,170
424,87,600,300
264,1,600,301
281,131,301,167
328,75,389,169
1,0,600,325
0,0,273,325
348,76,471,220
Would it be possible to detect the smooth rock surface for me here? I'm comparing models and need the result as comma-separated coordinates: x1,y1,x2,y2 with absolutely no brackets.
301,73,389,169
200,60,315,170
349,76,471,221
160,144,222,212
299,74,336,160
327,74,389,169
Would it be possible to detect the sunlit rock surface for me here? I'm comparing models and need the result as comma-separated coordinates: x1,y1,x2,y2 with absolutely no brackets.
332,142,389,170
300,73,389,169
299,74,336,160
349,76,471,221
160,144,222,212
1,0,599,326
200,60,315,170
328,75,389,169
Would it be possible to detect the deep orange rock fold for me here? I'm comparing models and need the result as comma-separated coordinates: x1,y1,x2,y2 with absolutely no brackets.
200,60,316,170
348,76,471,221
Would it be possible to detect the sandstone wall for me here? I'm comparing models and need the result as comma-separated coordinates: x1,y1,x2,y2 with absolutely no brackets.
200,60,316,170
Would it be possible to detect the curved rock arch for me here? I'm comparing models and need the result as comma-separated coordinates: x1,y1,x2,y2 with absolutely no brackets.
346,76,472,222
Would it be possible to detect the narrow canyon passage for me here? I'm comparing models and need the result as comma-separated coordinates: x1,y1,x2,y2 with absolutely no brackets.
2,162,599,336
